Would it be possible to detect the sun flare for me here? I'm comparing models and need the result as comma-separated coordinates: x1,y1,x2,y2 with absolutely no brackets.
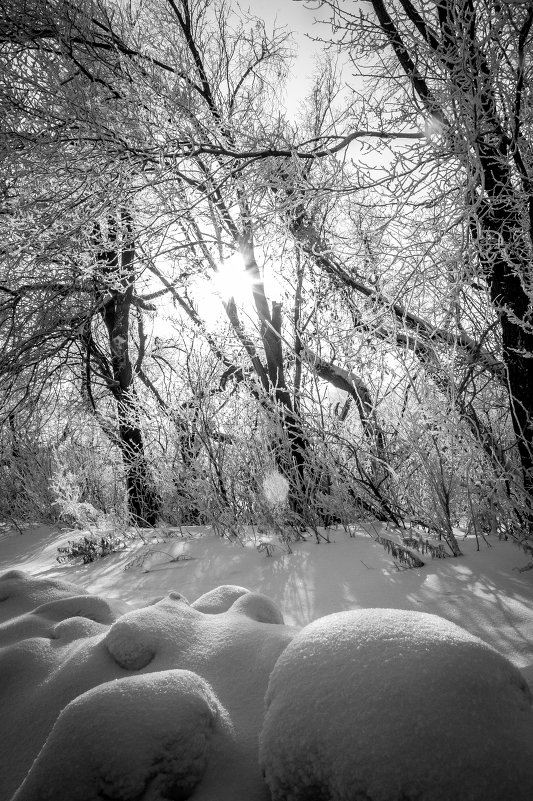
212,254,253,304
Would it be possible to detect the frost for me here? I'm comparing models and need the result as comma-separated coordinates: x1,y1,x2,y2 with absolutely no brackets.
262,470,289,508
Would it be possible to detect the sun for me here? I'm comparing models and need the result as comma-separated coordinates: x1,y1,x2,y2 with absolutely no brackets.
212,253,254,305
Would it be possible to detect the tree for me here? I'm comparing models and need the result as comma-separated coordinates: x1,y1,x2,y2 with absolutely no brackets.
0,0,316,517
86,211,160,525
3,0,525,543
315,0,533,514
0,12,162,523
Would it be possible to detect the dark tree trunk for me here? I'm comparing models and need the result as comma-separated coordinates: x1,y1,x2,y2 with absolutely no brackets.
494,285,533,502
472,149,533,505
95,212,160,527
119,411,159,526
326,0,533,506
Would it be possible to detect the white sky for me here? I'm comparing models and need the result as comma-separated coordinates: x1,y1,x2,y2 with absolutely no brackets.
153,2,336,336
246,0,331,110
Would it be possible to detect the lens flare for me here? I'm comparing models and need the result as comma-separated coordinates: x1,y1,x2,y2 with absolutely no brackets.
212,254,253,304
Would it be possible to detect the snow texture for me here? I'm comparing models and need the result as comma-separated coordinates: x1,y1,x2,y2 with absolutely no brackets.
104,595,189,670
103,593,209,671
0,571,295,800
191,584,250,613
0,569,90,622
229,591,284,624
260,608,533,801
2,541,533,801
12,669,230,801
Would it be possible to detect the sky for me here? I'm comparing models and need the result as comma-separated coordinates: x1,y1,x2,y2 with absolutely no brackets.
152,1,340,335
246,0,332,111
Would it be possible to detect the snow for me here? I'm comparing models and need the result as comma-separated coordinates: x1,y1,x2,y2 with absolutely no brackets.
1,523,533,799
12,670,230,801
228,592,285,624
260,608,533,801
0,567,295,800
192,584,250,613
0,568,91,621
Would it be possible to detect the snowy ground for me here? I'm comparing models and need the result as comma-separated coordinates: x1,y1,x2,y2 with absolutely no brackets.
1,521,533,800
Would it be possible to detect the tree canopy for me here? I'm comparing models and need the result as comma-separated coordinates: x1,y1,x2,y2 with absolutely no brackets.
1,0,532,554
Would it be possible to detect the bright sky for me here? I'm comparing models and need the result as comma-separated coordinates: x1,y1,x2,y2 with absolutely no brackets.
154,2,334,337
246,0,330,111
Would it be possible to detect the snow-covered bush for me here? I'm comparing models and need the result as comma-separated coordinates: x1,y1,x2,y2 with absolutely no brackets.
259,608,533,801
262,470,290,508
50,462,108,528
47,419,128,525
56,533,127,564
0,438,57,523
12,669,232,801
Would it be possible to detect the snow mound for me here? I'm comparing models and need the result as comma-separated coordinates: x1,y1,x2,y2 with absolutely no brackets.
166,590,190,604
33,594,118,624
0,573,118,646
0,569,88,622
260,608,533,801
229,591,284,624
51,615,109,641
192,584,250,614
12,669,231,801
0,574,297,800
0,610,104,649
104,592,195,670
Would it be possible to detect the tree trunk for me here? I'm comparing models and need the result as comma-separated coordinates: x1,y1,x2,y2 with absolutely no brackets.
96,212,159,527
118,403,159,526
495,290,533,503
366,0,533,506
237,241,309,514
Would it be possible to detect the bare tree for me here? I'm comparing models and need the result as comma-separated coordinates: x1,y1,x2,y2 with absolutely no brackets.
312,0,533,512
4,0,525,540
83,211,160,525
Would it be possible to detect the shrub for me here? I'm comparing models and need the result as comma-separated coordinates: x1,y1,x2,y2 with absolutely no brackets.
57,533,127,564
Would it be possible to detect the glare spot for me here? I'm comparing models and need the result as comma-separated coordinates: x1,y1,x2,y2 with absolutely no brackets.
262,470,289,508
212,254,254,304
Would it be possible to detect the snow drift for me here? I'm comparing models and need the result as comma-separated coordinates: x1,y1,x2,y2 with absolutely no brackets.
260,608,533,801
12,669,231,801
1,567,532,800
0,570,293,801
